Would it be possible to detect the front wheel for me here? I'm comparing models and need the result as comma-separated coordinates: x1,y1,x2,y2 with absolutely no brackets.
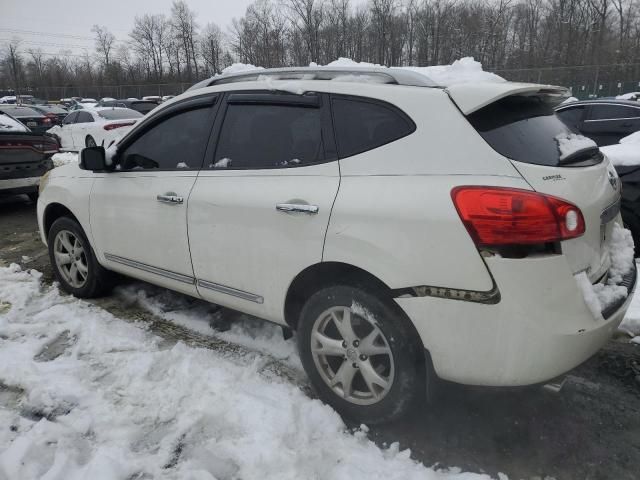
297,285,426,424
48,216,113,298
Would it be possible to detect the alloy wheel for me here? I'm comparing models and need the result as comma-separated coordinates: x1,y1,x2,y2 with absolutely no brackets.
53,230,89,289
310,305,395,405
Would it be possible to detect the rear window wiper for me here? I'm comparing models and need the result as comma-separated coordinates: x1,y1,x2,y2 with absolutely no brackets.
558,146,603,166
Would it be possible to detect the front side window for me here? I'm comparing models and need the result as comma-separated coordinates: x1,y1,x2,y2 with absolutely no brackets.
120,107,212,170
589,104,640,120
331,97,415,158
76,111,94,123
213,103,324,169
63,112,78,124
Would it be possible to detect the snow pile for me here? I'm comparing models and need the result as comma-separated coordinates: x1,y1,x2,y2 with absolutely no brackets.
0,264,494,480
615,92,640,101
575,223,635,320
51,152,78,167
403,57,506,86
220,63,264,76
560,96,578,105
320,57,505,86
0,114,27,132
555,133,598,161
601,131,640,167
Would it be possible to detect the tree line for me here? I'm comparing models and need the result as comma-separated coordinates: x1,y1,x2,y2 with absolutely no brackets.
2,0,640,98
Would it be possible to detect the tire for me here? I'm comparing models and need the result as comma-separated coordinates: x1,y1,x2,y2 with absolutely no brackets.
27,192,38,203
85,135,97,148
48,216,114,298
297,285,426,424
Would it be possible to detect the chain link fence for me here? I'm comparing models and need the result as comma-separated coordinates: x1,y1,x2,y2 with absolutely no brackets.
493,63,640,99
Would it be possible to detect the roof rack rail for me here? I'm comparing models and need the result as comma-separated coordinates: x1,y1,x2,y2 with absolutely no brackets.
188,66,437,91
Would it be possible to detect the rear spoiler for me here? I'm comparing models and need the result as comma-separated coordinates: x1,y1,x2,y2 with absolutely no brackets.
445,82,569,115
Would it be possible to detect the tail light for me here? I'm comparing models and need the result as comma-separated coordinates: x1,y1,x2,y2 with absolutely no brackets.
451,186,585,247
104,121,135,131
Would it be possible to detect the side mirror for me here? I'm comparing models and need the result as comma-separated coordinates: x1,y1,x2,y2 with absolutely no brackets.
80,146,108,171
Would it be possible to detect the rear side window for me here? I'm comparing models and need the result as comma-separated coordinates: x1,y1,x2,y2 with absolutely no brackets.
120,107,212,170
589,104,640,120
214,103,323,169
331,97,415,158
556,106,585,130
467,96,601,167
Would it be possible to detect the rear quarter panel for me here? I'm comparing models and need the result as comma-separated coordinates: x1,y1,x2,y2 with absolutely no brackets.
323,87,528,291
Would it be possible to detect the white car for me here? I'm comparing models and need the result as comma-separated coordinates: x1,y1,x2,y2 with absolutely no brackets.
37,67,636,423
47,107,143,151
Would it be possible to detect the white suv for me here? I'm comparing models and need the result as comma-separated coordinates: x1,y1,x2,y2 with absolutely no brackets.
37,67,636,423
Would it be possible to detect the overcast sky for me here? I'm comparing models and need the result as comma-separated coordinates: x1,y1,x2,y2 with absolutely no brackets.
0,0,257,56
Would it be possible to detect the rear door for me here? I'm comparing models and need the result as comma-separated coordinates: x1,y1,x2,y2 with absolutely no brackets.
466,94,621,283
90,95,218,296
72,111,94,148
582,103,640,146
188,92,340,322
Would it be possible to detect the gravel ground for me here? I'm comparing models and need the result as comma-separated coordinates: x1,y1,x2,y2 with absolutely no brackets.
1,193,639,480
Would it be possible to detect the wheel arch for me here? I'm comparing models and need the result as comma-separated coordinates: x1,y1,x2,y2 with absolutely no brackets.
43,202,81,239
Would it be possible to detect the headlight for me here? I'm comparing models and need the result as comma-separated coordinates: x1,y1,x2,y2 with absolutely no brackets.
39,171,51,193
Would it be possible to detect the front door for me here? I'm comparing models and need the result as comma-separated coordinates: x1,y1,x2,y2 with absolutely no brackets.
90,99,217,295
188,92,340,322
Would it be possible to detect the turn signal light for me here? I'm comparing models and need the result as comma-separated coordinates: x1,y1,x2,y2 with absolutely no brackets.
451,186,585,247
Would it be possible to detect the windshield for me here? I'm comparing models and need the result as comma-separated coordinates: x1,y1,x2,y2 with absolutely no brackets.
97,108,143,120
467,95,602,167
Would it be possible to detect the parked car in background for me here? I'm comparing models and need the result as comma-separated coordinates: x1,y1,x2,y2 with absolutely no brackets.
556,99,640,146
28,104,69,126
47,107,143,151
142,95,161,103
0,94,35,104
617,92,640,101
38,68,636,424
99,97,117,103
96,99,159,115
0,105,53,134
69,99,98,111
0,111,58,201
161,95,175,102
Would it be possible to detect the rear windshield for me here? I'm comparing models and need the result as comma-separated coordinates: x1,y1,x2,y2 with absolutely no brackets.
0,106,41,117
37,105,67,114
131,102,157,114
467,96,602,167
97,108,143,120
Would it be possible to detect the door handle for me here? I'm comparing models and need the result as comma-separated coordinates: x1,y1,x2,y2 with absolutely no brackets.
276,203,319,214
157,192,184,205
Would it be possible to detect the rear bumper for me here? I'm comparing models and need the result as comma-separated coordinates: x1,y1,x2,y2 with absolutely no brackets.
0,159,53,195
396,255,636,386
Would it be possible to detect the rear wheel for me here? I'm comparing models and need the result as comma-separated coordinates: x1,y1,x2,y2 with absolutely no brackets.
48,217,113,298
85,135,97,148
297,285,426,424
27,192,38,203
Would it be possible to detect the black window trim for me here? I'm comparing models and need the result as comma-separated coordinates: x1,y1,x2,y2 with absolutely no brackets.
328,93,417,160
585,103,640,122
114,93,220,172
206,90,338,171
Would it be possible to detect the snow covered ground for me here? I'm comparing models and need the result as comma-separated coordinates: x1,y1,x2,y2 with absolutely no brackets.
0,264,496,480
601,131,640,167
51,152,79,168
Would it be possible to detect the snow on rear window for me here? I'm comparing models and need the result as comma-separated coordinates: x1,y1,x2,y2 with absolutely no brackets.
555,133,597,161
